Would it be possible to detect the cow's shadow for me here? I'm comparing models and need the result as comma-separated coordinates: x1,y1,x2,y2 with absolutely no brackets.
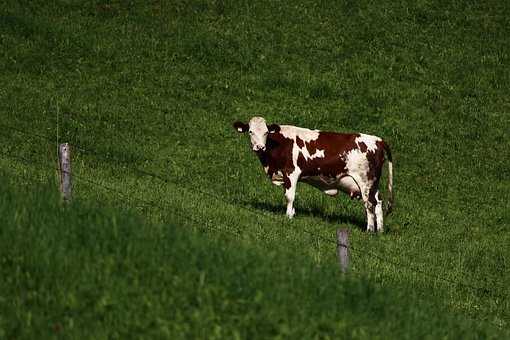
247,200,367,230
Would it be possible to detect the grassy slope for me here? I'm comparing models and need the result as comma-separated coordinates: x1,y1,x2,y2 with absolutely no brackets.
1,0,509,334
0,177,505,339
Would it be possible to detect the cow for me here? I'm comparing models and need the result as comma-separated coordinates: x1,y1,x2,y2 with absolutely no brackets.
233,116,393,233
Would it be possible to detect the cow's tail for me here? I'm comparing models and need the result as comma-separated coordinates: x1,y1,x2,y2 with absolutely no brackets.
384,141,394,215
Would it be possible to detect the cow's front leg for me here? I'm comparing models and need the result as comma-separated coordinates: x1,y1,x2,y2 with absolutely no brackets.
283,170,300,219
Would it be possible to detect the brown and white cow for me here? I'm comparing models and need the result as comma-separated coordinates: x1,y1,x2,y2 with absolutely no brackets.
233,116,393,232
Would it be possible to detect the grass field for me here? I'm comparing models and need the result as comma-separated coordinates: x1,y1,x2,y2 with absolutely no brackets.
1,0,509,338
3,177,506,339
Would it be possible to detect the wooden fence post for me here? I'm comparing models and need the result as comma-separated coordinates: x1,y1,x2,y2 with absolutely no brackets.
336,228,349,273
58,143,71,202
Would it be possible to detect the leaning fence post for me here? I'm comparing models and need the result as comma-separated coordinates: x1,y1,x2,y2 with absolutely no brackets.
337,228,349,273
58,143,72,202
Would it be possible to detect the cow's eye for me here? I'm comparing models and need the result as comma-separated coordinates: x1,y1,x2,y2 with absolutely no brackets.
249,131,253,135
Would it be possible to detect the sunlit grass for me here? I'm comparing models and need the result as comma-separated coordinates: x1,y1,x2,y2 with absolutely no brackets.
1,0,509,337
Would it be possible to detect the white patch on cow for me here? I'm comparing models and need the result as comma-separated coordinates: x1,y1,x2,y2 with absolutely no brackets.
310,149,325,159
285,168,301,218
301,175,359,197
375,191,384,232
288,168,300,186
337,176,361,195
344,149,373,210
299,147,325,162
237,127,243,132
280,125,320,143
345,149,369,180
279,125,324,174
324,189,338,196
355,134,381,153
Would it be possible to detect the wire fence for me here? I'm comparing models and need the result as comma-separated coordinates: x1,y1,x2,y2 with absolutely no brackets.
0,123,508,328
0,149,253,242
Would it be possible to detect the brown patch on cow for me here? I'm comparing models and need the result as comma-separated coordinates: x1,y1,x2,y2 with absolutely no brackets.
296,136,305,148
283,175,291,189
367,184,379,205
296,132,358,178
305,132,359,158
358,141,368,153
296,153,308,172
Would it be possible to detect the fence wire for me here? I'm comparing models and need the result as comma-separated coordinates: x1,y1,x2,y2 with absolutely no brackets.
0,125,508,313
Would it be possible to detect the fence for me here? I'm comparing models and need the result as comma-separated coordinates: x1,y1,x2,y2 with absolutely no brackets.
0,122,508,329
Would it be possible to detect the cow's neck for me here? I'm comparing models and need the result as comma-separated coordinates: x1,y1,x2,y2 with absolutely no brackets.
255,148,270,167
254,136,277,165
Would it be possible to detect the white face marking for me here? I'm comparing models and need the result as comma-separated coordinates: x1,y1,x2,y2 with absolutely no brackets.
355,134,381,153
248,116,269,151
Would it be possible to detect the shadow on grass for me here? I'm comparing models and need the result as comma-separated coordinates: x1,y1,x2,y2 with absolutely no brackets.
246,200,367,231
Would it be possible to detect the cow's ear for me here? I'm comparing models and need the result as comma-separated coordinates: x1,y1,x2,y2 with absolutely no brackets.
267,124,280,134
233,121,249,133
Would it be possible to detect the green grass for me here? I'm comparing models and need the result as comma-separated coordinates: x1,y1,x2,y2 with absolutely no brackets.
1,0,509,337
0,176,506,339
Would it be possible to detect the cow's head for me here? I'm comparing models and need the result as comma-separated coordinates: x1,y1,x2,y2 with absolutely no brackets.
233,116,280,152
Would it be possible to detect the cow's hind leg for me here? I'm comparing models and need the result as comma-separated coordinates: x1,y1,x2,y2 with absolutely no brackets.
366,184,384,233
364,200,376,232
375,190,384,233
361,182,383,232
360,188,376,232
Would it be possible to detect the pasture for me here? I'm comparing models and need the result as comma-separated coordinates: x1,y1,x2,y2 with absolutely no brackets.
1,0,509,338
